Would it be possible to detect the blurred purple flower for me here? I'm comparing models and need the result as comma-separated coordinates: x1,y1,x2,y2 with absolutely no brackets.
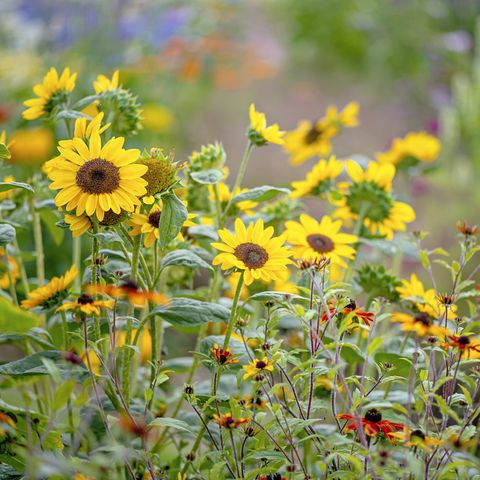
442,31,472,53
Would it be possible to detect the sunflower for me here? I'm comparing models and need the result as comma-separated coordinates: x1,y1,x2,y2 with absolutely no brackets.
397,274,456,320
56,293,114,316
48,130,147,222
333,160,415,239
64,213,92,238
377,131,440,168
23,67,77,120
213,412,249,429
209,182,258,216
284,214,357,267
128,200,197,247
93,70,120,94
441,335,480,358
21,265,78,310
0,247,20,290
283,102,358,166
248,104,285,146
290,156,343,199
391,312,448,337
242,357,275,380
390,427,442,451
212,218,292,286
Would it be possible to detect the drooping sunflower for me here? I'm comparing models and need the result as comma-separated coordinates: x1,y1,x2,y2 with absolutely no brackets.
283,102,358,166
248,104,285,146
284,214,357,267
48,130,147,221
290,155,343,199
21,265,78,311
23,67,77,120
209,182,258,216
391,312,448,337
128,200,197,247
56,293,114,317
332,160,415,239
212,218,292,286
0,247,20,290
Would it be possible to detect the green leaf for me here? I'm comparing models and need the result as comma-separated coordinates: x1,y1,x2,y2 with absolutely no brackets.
0,464,22,479
161,249,213,272
52,379,77,411
187,225,218,241
159,192,188,248
0,181,34,193
72,95,100,110
247,290,307,304
367,337,383,355
231,186,290,203
55,109,85,120
39,208,64,246
148,417,194,433
0,332,52,349
375,352,413,377
0,298,39,333
190,169,223,185
0,143,10,160
0,223,15,244
149,298,229,326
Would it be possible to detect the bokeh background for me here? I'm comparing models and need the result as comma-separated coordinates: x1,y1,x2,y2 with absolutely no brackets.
1,0,479,256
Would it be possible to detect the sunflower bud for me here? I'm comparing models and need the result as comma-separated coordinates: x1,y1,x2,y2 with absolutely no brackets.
189,142,226,172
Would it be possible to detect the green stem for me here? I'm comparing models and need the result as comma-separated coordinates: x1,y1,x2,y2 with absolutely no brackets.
72,236,82,292
91,222,102,343
5,253,18,305
60,310,69,350
13,237,29,295
29,196,44,286
222,272,244,351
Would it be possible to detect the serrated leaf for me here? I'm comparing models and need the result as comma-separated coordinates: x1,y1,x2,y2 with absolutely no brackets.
231,186,290,203
161,249,213,272
159,192,188,247
190,169,223,185
0,181,34,193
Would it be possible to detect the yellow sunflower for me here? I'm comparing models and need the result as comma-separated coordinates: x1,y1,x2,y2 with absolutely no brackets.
21,265,78,310
209,182,258,216
23,67,77,120
212,218,292,286
128,201,197,247
284,214,357,267
391,312,448,337
242,357,275,380
93,70,120,94
377,131,440,168
56,293,114,316
48,130,147,221
64,213,92,238
0,247,20,290
290,155,343,199
248,104,285,145
284,102,359,166
333,160,415,239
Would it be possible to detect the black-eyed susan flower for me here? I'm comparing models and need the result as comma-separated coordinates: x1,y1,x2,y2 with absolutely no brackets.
243,395,267,410
456,220,478,236
128,200,196,247
56,293,114,317
376,132,440,169
333,160,415,239
283,102,358,166
210,343,238,366
87,279,169,307
284,214,357,267
390,427,442,451
21,266,78,311
442,335,480,358
322,299,374,327
48,130,147,222
391,312,448,337
290,156,343,199
248,104,285,146
93,70,120,94
212,218,292,286
337,408,404,440
23,67,77,120
0,247,19,290
242,357,275,380
213,412,249,429
208,182,258,216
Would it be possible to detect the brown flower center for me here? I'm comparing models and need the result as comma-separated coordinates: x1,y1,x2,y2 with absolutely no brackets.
148,210,161,228
364,408,382,423
76,158,120,194
458,336,470,345
77,293,94,305
307,234,334,253
255,360,267,369
415,312,432,326
304,125,322,144
234,243,269,269
411,429,426,440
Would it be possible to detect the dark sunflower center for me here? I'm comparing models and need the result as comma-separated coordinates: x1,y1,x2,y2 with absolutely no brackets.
458,336,470,345
121,278,141,293
411,429,426,440
219,353,229,363
234,243,269,269
304,125,322,145
307,234,334,253
364,408,382,423
225,417,235,427
345,299,357,310
77,293,94,305
346,182,393,223
76,158,120,194
415,312,432,326
148,210,161,228
256,360,267,369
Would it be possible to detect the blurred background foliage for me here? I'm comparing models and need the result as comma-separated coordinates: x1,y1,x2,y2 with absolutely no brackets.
0,0,478,254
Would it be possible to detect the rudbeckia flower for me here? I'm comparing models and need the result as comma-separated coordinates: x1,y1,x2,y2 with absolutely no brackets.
390,427,442,451
56,293,114,316
21,266,78,311
248,104,285,146
441,335,480,358
213,412,249,429
242,357,275,380
391,312,448,337
337,408,404,441
23,67,77,120
212,218,292,286
284,214,357,267
210,343,238,366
